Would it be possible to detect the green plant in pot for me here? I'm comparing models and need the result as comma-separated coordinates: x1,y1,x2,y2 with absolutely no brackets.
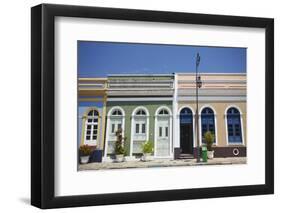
114,128,126,162
141,141,154,161
79,144,92,164
204,131,215,159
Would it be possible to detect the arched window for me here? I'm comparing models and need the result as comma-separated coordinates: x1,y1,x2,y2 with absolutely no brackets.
136,109,146,115
201,107,216,144
134,109,147,134
158,109,169,115
112,109,122,116
180,108,193,124
84,109,99,145
110,109,123,134
227,107,243,144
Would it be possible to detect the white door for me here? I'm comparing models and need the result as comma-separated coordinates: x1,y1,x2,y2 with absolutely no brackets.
156,118,170,157
107,118,122,153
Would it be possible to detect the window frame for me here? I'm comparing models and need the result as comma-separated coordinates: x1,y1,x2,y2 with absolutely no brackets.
225,106,244,145
83,109,100,146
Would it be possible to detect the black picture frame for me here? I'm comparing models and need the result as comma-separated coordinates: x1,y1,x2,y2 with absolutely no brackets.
31,3,274,209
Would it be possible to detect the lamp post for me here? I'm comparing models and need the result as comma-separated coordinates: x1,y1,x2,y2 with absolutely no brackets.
195,53,202,163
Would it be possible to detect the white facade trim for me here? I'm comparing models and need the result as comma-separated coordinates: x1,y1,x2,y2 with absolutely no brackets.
130,106,150,156
107,97,173,102
104,106,125,157
177,96,247,102
173,73,178,150
199,105,218,146
176,72,246,76
224,105,245,146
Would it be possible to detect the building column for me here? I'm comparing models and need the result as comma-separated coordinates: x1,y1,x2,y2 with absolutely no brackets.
100,96,107,150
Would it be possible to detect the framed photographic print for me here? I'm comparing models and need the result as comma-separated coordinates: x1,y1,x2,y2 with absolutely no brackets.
31,4,274,209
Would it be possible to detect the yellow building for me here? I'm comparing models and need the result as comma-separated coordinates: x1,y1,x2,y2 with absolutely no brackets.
78,78,107,152
173,73,246,158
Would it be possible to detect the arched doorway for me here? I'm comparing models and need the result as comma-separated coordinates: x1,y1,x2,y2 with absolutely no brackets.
179,107,194,154
155,107,172,157
105,107,125,154
131,107,149,155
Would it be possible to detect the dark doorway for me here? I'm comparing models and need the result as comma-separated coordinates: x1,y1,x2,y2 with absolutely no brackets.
180,108,194,154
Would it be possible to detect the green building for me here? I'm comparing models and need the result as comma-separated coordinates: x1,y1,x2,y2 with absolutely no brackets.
103,74,174,161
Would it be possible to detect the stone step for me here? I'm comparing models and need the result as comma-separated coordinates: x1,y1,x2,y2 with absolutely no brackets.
179,154,194,159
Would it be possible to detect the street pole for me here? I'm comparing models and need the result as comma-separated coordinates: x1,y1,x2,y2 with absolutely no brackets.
195,53,201,163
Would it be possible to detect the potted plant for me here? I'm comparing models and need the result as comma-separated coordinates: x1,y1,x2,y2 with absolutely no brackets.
204,131,215,159
141,141,154,161
79,144,92,164
114,128,126,162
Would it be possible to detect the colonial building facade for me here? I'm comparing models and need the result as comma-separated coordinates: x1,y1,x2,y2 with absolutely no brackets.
78,73,247,161
103,74,174,161
173,73,246,158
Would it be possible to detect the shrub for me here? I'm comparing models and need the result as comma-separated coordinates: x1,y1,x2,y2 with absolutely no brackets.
141,141,154,154
204,131,215,151
115,128,126,155
79,144,92,156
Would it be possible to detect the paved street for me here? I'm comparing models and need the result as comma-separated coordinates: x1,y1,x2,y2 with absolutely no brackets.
78,157,246,171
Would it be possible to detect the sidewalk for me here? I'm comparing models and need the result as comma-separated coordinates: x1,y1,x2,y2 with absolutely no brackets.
78,157,246,171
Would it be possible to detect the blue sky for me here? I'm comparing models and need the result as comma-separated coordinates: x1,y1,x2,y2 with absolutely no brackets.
78,41,246,77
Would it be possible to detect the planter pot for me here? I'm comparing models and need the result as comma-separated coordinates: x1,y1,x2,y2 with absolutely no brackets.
143,153,153,161
207,150,214,159
115,154,124,163
80,155,90,164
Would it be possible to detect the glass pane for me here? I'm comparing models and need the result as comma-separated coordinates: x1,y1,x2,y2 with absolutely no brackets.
87,119,92,123
87,125,91,130
93,118,98,123
229,136,235,142
93,130,97,135
86,136,90,140
142,123,146,133
92,135,97,140
180,108,192,115
136,110,146,115
136,124,139,133
87,110,93,116
93,110,99,116
117,123,122,131
159,127,162,137
111,124,115,133
86,131,91,135
93,125,98,129
209,124,214,132
165,127,168,137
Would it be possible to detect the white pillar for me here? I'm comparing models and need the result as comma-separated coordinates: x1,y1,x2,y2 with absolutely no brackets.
173,73,179,149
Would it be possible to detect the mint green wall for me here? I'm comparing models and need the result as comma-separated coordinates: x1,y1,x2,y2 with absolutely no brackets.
106,101,172,154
